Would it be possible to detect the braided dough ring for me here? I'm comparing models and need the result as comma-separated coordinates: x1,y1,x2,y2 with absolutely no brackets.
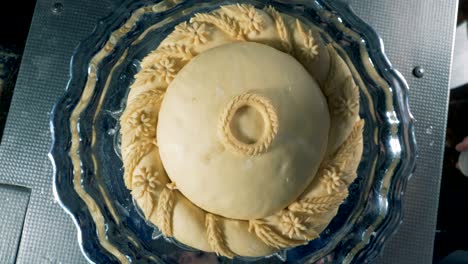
120,4,363,258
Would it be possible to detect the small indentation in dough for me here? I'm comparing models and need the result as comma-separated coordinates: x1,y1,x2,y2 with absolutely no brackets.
230,105,264,144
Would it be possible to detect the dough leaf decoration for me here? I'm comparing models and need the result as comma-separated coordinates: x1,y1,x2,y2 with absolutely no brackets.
190,12,245,40
317,120,364,194
120,88,163,146
330,119,364,170
296,19,319,61
153,44,194,61
134,56,181,86
248,219,305,248
122,139,157,190
205,213,235,258
134,68,158,86
288,190,349,215
330,76,360,118
120,89,163,126
156,187,175,236
222,4,264,35
264,6,293,53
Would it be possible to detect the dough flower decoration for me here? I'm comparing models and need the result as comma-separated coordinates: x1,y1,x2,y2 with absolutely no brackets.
128,110,155,140
280,211,308,239
332,77,360,117
132,167,161,216
175,22,210,45
243,5,264,34
321,167,346,194
296,20,319,61
301,32,319,58
153,57,177,84
224,4,264,34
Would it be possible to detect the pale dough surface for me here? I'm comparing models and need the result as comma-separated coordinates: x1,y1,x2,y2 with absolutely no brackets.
157,42,330,220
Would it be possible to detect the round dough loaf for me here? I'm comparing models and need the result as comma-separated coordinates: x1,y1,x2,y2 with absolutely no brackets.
157,42,330,220
120,4,363,258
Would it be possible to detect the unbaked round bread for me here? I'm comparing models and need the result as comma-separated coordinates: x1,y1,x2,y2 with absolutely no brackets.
120,4,363,258
157,42,330,220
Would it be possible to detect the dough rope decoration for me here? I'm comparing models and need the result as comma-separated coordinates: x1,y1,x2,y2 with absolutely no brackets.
219,93,279,156
121,4,364,258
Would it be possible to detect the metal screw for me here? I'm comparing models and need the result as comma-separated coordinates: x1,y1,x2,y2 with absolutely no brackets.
413,66,424,78
52,2,64,14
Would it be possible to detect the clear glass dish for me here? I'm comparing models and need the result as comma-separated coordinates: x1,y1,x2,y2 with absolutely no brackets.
50,0,417,263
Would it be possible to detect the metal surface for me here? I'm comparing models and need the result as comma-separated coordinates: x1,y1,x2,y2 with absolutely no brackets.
451,22,468,89
0,0,457,263
346,1,458,263
0,185,30,264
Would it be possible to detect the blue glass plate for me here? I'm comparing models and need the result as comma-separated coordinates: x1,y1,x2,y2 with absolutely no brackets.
50,0,417,263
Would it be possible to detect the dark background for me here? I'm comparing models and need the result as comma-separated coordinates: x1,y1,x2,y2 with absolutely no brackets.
434,1,468,261
0,0,37,140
